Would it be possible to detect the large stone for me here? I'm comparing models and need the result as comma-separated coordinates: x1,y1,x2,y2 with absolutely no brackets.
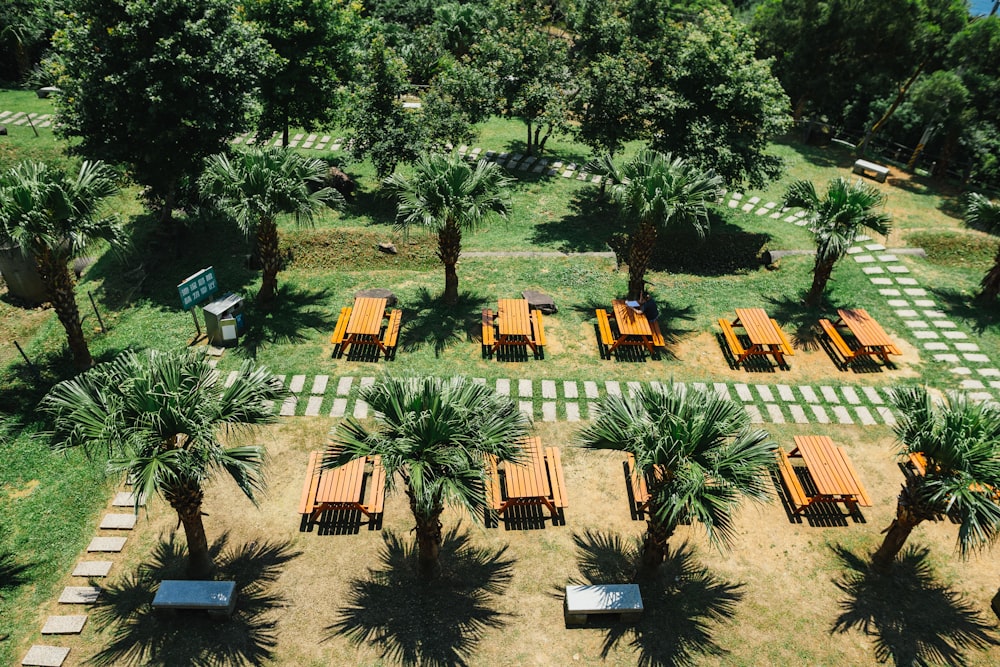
521,290,557,314
59,586,101,604
353,288,397,307
21,645,70,666
41,615,87,635
99,513,136,530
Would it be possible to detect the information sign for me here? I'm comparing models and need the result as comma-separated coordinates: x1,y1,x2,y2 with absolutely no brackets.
177,267,218,311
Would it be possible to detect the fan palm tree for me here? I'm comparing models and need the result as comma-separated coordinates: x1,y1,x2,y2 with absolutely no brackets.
872,387,1000,574
383,153,513,305
602,149,723,299
964,192,1000,302
578,382,776,577
0,160,125,370
41,349,285,577
783,177,892,306
323,376,530,575
198,146,343,307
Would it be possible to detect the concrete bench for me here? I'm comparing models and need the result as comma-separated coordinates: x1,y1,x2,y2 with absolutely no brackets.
564,584,643,626
853,159,889,183
152,580,237,618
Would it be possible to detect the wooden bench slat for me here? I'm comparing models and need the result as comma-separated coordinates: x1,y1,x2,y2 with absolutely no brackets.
330,307,351,345
819,318,854,363
770,318,795,356
547,446,567,509
531,310,546,347
298,451,322,515
776,449,808,512
596,309,615,356
482,308,495,357
649,320,666,348
367,455,386,514
382,310,402,350
718,318,746,358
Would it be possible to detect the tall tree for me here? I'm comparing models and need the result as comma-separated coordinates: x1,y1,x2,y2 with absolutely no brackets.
578,382,776,577
53,0,272,223
783,177,892,306
0,0,63,81
0,160,125,370
572,48,647,159
383,152,513,305
603,149,723,299
872,387,1000,573
323,376,530,575
965,192,1000,302
41,350,285,577
198,146,342,307
243,0,361,147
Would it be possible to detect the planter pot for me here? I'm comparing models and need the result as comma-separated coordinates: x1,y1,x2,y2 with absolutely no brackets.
0,245,47,304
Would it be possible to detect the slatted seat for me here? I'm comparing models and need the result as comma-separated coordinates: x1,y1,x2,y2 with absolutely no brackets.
330,307,352,356
298,451,386,528
649,320,666,348
771,318,795,356
718,318,746,360
596,309,615,357
545,446,568,511
626,453,651,517
819,318,854,364
531,311,546,358
481,309,495,358
381,310,402,359
776,448,808,513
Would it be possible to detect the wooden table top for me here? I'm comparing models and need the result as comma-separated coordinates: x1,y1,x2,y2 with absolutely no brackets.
791,435,870,505
836,308,895,349
733,308,782,346
315,456,367,504
497,298,532,337
501,437,551,500
347,297,387,336
612,300,653,337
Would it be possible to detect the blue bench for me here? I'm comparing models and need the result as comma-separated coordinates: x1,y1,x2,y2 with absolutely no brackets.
152,580,237,618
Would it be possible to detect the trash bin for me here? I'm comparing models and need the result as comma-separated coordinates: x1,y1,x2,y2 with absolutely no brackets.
202,292,245,346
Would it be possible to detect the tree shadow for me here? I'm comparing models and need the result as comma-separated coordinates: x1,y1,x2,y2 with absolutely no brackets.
568,531,745,667
830,544,999,666
0,548,32,594
328,524,515,667
497,139,591,168
530,189,627,253
772,135,856,170
339,186,398,227
928,287,1000,335
236,285,335,360
651,217,771,277
88,531,301,667
763,293,827,352
400,288,488,358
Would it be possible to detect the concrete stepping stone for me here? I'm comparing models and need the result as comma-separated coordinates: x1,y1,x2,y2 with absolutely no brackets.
755,385,774,402
735,384,753,401
777,384,794,401
964,353,991,362
59,586,101,604
913,299,936,307
934,354,960,362
820,386,839,403
353,398,369,419
519,379,533,397
913,331,939,339
741,203,754,212
99,513,136,530
832,406,853,424
747,196,760,204
329,398,347,417
755,208,769,215
895,309,918,317
904,320,929,328
360,377,374,392
846,247,862,254
887,265,910,273
627,381,642,396
942,331,968,339
542,380,556,399
853,255,875,263
954,342,980,351
923,342,949,350
496,379,510,396
42,615,87,634
968,392,996,402
112,492,143,507
563,381,578,398
336,375,354,395
289,375,306,392
933,321,956,328
902,287,927,296
861,266,885,274
565,403,580,422
961,380,986,389
311,375,328,394
728,200,740,209
799,386,818,403
810,405,830,424
877,254,898,262
713,383,732,401
922,310,946,318
72,561,112,577
878,288,901,295
21,645,70,666
842,387,861,404
305,396,322,416
951,367,972,375
692,382,708,393
273,375,286,388
542,402,557,421
765,404,785,423
472,378,486,385
877,407,896,425
862,387,884,404
886,299,909,307
279,396,297,416
87,537,125,553
519,401,533,416
789,405,808,424
605,381,621,396
864,243,885,251
731,192,743,200
783,214,798,221
584,381,599,399
225,371,239,387
744,405,763,424
977,369,1000,377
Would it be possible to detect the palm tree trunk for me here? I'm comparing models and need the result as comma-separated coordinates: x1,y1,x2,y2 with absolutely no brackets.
36,250,93,370
871,510,922,573
437,219,462,305
166,482,213,578
627,221,657,299
411,500,444,577
806,256,836,306
977,243,1000,302
636,514,675,579
256,218,280,306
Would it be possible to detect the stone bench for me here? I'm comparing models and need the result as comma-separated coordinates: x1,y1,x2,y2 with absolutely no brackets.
152,580,237,618
564,584,643,626
853,159,889,183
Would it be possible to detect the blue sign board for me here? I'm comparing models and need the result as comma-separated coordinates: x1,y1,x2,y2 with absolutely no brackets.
177,267,218,311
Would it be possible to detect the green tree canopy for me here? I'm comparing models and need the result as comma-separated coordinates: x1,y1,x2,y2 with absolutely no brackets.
965,193,1000,302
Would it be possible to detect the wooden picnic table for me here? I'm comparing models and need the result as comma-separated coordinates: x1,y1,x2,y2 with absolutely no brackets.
298,452,386,524
624,452,666,519
330,296,402,360
780,435,871,515
490,298,544,357
834,308,900,363
720,308,794,367
486,437,567,521
603,300,665,357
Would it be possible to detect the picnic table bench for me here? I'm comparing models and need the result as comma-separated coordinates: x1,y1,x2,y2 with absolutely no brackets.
486,437,567,523
299,452,386,528
564,584,643,626
720,308,794,368
152,580,237,618
483,298,545,359
819,308,900,367
330,297,401,360
594,300,664,359
853,159,889,183
777,435,871,515
624,452,667,519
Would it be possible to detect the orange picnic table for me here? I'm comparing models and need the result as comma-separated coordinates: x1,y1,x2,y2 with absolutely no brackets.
593,300,665,359
485,437,567,523
482,298,545,359
777,435,871,515
718,308,794,368
831,308,900,364
624,453,666,520
330,296,402,360
298,452,386,527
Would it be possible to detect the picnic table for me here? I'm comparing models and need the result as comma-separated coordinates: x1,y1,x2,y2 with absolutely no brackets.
482,298,545,359
718,308,794,368
485,437,567,522
777,435,871,515
298,452,386,526
819,308,900,366
594,300,665,359
330,296,402,360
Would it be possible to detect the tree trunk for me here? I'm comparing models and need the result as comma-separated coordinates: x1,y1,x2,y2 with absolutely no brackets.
282,113,289,148
410,493,444,577
977,243,1000,302
805,256,836,307
256,218,280,307
537,124,553,155
526,120,533,155
36,249,93,370
437,219,462,305
635,511,676,580
158,182,176,227
165,481,213,578
627,221,657,299
857,60,927,156
871,505,922,573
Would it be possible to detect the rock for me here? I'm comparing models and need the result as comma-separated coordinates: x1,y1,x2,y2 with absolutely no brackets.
319,165,356,199
354,288,397,307
378,242,397,255
522,290,557,314
0,126,7,136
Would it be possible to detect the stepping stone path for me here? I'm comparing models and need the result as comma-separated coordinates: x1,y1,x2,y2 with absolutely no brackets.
72,561,113,577
41,615,87,635
99,513,137,530
58,586,101,604
87,537,126,552
21,645,70,666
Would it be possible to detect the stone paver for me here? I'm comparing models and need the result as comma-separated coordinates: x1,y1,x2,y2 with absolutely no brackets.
336,376,354,395
605,381,622,396
519,379,533,397
789,405,809,424
841,387,860,405
862,266,885,274
72,561,112,577
895,309,918,317
311,375,329,394
563,381,578,399
735,384,753,401
542,380,556,399
496,378,510,396
519,401,533,416
951,367,972,375
933,321,957,328
305,396,323,416
853,254,875,263
943,331,968,339
856,407,876,426
329,398,347,417
862,387,884,404
627,381,642,396
961,380,986,389
777,384,794,401
923,342,949,350
59,586,100,604
934,354,961,362
878,287,901,295
978,369,1000,377
542,402,557,421
289,375,306,393
903,287,927,296
913,331,939,339
353,397,369,419
112,492,144,507
744,405,763,424
913,299,937,307
876,407,896,425
810,405,830,424
954,342,980,351
584,381,599,399
765,404,785,423
904,320,929,328
756,385,775,402
565,403,580,422
820,386,839,403
887,265,910,273
714,383,732,401
279,397,297,416
225,371,239,387
41,615,87,635
964,353,991,362
886,299,909,307
832,406,853,424
87,537,126,553
21,645,70,666
800,386,818,403
99,513,136,530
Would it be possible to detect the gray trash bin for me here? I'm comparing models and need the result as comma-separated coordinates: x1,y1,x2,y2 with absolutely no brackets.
203,293,245,346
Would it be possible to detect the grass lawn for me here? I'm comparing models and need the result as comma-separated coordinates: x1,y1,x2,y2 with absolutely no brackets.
2,86,1000,665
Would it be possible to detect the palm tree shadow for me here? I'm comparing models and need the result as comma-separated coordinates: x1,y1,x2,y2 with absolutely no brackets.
236,285,335,360
567,531,745,667
764,293,826,352
400,288,488,358
328,524,515,666
0,548,32,594
831,544,999,666
88,531,301,667
530,190,627,252
929,287,1000,335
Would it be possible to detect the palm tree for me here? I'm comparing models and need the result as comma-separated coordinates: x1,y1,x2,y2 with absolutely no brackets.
964,192,1000,302
383,153,513,305
783,177,892,306
0,160,125,370
198,146,343,307
578,382,776,577
602,149,723,299
323,376,530,575
872,387,1000,574
41,349,285,577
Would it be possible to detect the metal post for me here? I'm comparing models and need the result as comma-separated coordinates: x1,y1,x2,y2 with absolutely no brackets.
88,290,106,333
26,114,39,138
14,341,41,379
